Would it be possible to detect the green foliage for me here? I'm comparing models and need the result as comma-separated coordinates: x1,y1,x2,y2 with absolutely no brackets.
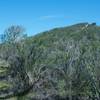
1,23,100,99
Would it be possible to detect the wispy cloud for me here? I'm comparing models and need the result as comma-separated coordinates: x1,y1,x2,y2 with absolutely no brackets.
39,15,66,20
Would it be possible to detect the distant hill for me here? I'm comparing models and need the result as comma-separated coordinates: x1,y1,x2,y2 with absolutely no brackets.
0,22,100,100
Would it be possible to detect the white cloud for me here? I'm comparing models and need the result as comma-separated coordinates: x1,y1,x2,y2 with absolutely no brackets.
39,15,66,20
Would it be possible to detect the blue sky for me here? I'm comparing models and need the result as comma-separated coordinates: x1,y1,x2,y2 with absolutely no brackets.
0,0,100,36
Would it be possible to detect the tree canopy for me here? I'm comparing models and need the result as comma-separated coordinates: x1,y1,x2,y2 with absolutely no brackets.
0,23,100,100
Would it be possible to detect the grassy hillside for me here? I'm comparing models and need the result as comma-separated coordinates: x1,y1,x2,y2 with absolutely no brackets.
0,22,100,100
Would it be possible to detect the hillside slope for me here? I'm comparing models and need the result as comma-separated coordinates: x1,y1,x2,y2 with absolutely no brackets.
0,22,100,100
